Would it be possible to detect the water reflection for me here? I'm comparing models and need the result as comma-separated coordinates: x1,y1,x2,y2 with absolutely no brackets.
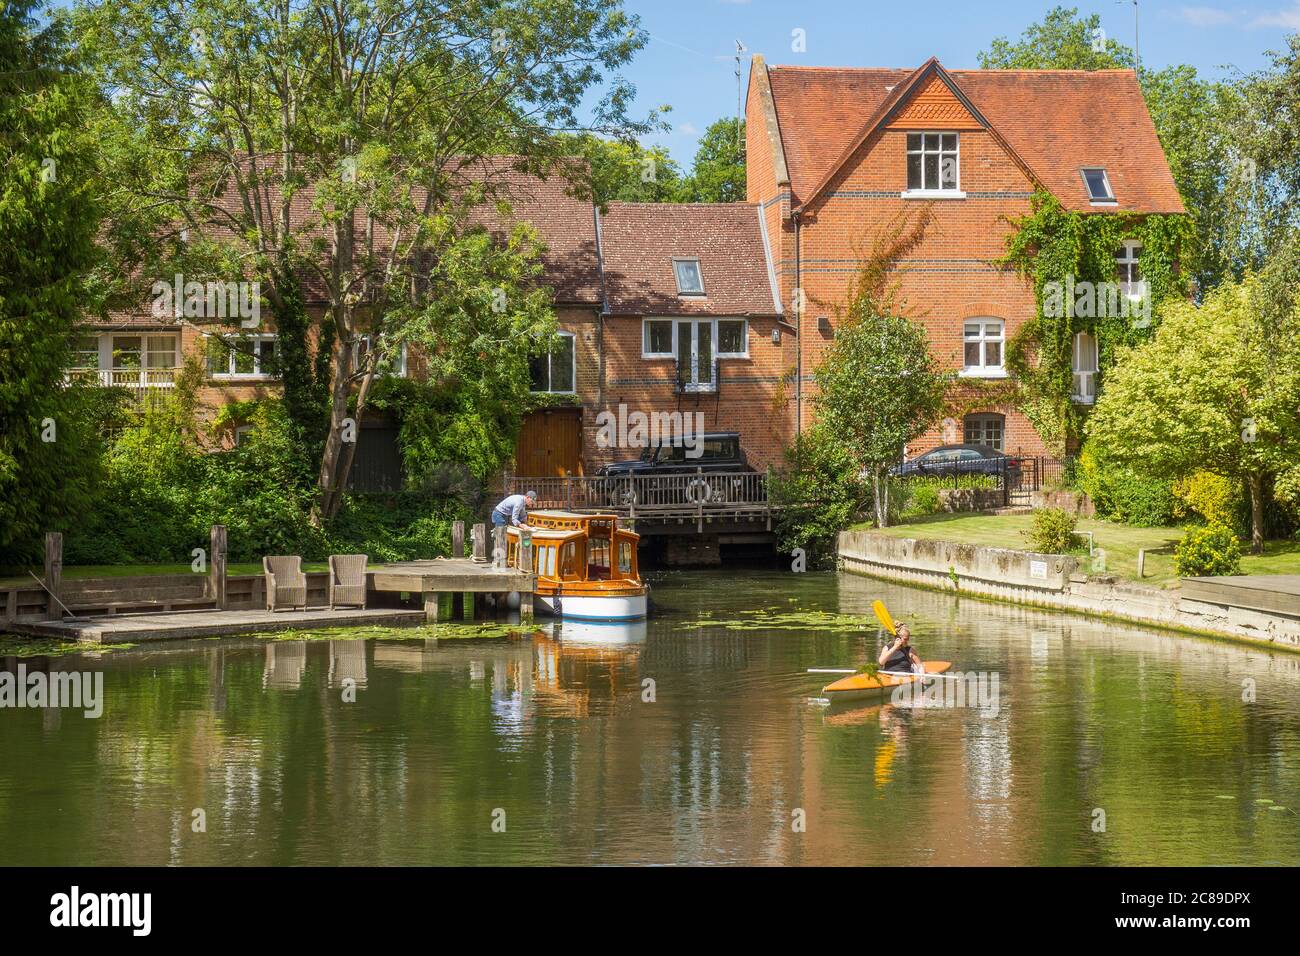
1,569,1298,866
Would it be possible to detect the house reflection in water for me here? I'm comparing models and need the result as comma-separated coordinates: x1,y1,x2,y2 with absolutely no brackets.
262,641,307,689
328,640,368,690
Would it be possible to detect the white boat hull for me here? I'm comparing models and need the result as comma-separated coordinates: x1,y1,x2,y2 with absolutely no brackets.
536,592,648,621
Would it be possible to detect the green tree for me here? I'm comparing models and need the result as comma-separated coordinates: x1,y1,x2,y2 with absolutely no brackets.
978,6,1134,71
1087,275,1300,552
680,118,746,203
558,133,683,205
814,275,948,528
75,0,653,521
1140,65,1236,292
0,0,107,560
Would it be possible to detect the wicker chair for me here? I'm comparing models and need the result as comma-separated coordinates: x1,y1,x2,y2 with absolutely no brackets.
263,555,308,612
329,554,369,610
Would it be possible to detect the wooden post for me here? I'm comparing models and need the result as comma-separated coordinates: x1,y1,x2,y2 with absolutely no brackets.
44,532,62,621
451,520,465,617
211,524,228,610
422,591,440,623
471,523,487,563
697,466,704,535
520,589,534,622
492,525,506,569
5,588,16,625
1137,549,1146,579
565,474,573,511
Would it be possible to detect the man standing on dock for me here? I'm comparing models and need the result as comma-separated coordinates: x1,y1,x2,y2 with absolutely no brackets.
491,490,537,531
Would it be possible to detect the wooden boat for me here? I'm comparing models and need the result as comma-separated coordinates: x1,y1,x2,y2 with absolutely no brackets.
822,660,953,703
505,511,648,621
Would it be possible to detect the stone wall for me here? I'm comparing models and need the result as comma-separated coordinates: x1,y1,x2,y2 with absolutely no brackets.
936,488,1004,513
838,530,1300,649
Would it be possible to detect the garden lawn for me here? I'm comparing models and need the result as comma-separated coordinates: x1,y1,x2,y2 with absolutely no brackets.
857,513,1300,587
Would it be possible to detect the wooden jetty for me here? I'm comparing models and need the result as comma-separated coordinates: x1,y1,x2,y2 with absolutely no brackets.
2,522,536,644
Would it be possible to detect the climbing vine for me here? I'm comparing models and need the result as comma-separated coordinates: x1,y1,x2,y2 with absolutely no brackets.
998,191,1191,452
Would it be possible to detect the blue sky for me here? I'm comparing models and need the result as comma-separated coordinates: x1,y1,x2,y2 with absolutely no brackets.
624,0,1300,164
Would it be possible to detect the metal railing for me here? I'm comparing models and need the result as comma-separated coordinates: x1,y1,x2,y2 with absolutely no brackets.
673,357,719,395
506,470,772,528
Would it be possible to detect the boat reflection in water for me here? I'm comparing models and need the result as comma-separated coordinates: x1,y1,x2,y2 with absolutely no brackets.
553,618,648,646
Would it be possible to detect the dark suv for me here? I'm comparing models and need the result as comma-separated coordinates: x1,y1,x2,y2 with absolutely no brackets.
888,443,1022,481
596,433,755,506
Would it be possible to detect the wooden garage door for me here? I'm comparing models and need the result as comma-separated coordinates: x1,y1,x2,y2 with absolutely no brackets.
515,407,583,477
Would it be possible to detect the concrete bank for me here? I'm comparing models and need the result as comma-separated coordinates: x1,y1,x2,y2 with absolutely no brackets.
838,529,1300,650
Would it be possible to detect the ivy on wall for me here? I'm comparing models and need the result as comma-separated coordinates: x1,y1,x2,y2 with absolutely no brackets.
997,191,1191,453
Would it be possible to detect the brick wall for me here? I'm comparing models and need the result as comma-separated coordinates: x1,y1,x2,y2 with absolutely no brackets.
748,67,1055,459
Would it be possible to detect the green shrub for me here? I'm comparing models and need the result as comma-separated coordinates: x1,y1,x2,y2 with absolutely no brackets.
904,483,941,517
1024,507,1081,553
772,424,869,564
1077,446,1176,526
1172,471,1240,529
1174,522,1243,577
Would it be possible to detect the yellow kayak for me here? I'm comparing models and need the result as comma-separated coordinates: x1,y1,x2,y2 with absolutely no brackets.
822,661,953,703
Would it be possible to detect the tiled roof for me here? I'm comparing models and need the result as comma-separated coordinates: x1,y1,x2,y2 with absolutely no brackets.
121,157,602,309
599,202,781,317
764,62,1185,214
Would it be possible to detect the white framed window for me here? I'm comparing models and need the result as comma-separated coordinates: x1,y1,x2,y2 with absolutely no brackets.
1082,167,1116,204
643,319,674,357
529,331,576,394
674,319,715,392
673,258,705,295
1072,331,1098,404
1116,240,1145,299
716,319,748,357
642,323,748,364
207,333,278,378
964,414,1005,451
73,335,100,369
234,425,255,446
961,319,1005,376
904,132,962,197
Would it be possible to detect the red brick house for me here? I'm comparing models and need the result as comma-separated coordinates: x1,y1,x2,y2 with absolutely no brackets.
523,200,786,475
745,56,1184,458
75,58,1185,482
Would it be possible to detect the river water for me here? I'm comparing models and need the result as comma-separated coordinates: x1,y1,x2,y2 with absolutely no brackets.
2,569,1298,865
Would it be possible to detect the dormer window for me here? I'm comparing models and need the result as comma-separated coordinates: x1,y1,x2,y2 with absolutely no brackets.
1082,167,1116,204
673,258,704,295
905,133,960,196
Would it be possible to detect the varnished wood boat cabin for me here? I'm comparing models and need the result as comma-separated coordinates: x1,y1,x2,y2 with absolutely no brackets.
505,512,648,620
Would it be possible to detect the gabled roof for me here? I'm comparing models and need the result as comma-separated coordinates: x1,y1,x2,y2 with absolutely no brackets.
599,202,782,317
761,60,1185,215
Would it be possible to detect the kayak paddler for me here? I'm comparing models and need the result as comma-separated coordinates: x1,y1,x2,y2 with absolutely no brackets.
878,623,924,675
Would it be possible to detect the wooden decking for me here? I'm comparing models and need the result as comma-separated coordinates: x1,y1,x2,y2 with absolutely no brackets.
13,606,428,643
370,557,535,621
5,556,536,644
1182,575,1300,618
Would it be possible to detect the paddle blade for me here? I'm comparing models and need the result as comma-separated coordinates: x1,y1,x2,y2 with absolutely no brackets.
872,600,897,635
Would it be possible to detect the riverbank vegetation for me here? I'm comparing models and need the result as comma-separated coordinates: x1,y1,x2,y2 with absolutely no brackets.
860,513,1300,587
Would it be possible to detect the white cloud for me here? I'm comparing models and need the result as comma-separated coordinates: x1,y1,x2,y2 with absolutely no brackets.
677,122,699,136
1251,3,1300,28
